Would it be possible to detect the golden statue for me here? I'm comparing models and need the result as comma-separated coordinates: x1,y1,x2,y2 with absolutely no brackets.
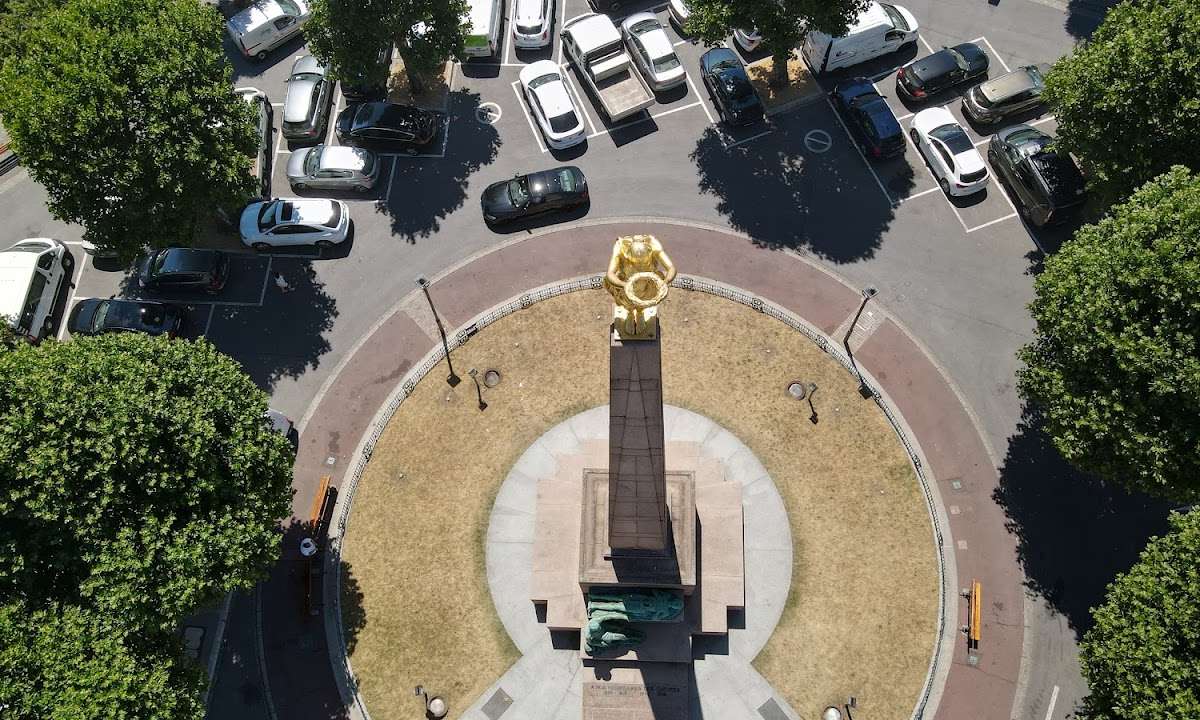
604,234,676,340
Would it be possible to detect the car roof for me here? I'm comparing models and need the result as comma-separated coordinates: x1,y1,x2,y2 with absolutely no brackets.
909,48,958,77
528,166,579,196
568,13,621,46
291,54,325,77
519,59,562,85
283,78,318,122
228,0,284,34
354,102,426,130
285,199,338,224
701,47,738,71
979,66,1042,102
0,241,50,322
912,105,957,134
630,18,673,58
835,77,878,102
317,145,368,172
515,0,544,23
531,74,573,117
849,2,890,33
154,247,220,273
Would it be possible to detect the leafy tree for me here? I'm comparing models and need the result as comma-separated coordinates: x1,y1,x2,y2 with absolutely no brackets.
306,0,469,95
1017,166,1200,502
0,0,258,261
686,0,870,83
1043,0,1200,203
0,600,206,720
1079,508,1200,720
0,334,294,631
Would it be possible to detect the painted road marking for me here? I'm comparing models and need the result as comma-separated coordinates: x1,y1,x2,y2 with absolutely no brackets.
803,129,832,153
1044,685,1059,720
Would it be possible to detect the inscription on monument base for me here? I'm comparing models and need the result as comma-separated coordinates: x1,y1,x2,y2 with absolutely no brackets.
582,664,689,720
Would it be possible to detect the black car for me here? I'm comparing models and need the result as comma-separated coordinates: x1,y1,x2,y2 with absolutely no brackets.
987,125,1086,227
68,298,186,337
896,43,989,101
481,166,588,225
341,45,394,103
699,48,764,127
831,78,905,160
962,64,1050,126
138,248,230,294
335,102,440,154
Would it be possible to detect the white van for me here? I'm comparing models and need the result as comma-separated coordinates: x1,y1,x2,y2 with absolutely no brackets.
464,0,504,57
802,2,918,75
226,0,310,61
0,238,71,342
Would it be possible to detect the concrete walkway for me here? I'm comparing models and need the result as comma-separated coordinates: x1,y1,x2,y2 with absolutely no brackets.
260,220,1021,720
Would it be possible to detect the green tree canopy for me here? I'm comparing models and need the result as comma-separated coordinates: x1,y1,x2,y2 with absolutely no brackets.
1043,0,1200,203
1079,508,1200,720
306,0,468,93
0,334,294,631
0,0,257,260
685,0,869,80
0,600,205,720
1018,166,1200,502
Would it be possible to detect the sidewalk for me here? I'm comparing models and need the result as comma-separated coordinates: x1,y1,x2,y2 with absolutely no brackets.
259,219,1023,720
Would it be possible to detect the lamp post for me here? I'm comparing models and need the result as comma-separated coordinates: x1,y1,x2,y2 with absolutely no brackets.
844,286,877,399
416,276,460,388
468,368,488,411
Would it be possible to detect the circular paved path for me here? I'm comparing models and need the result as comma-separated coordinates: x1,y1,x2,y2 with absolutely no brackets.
257,220,1023,720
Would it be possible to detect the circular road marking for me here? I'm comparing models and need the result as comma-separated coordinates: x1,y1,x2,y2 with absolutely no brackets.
804,129,833,153
476,102,502,125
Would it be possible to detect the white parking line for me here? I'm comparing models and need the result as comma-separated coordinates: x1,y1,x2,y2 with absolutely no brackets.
688,73,715,124
56,255,87,341
904,186,945,201
257,256,274,305
1044,686,1060,720
386,157,399,197
979,36,1012,74
895,111,913,121
822,94,895,205
723,127,773,149
202,304,216,336
965,212,1017,233
1029,115,1056,128
919,34,936,55
274,119,288,155
511,80,548,153
270,102,284,107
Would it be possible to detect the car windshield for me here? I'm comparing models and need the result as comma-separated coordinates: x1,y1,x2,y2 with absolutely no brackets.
528,73,559,91
92,301,111,331
276,0,301,16
1026,65,1045,88
556,168,577,192
150,251,170,274
947,47,966,68
930,124,973,154
508,178,530,206
652,53,681,73
631,19,657,35
304,150,321,175
258,202,277,230
880,3,908,30
359,152,375,175
548,111,579,133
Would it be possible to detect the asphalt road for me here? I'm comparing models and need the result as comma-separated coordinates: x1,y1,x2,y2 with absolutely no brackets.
0,0,1174,718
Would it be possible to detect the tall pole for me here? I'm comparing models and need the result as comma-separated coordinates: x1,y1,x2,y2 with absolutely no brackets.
416,276,460,388
844,286,877,399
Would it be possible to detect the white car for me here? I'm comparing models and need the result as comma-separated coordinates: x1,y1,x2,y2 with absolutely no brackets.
286,145,379,192
519,60,586,150
0,238,70,342
667,0,690,28
621,13,685,92
513,0,554,49
226,0,309,61
910,107,989,196
239,198,351,249
733,27,762,52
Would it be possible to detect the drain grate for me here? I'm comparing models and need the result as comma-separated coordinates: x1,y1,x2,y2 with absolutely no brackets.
758,697,790,720
481,688,513,719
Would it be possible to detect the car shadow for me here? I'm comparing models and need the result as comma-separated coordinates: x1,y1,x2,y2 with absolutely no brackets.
458,58,502,80
811,44,920,91
224,33,308,84
689,122,903,262
374,88,502,243
992,407,1173,635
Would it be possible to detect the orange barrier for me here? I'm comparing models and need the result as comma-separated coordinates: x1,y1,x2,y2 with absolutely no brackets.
968,579,982,649
309,475,331,529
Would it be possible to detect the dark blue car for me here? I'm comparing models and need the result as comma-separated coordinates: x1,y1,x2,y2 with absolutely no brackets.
831,78,905,160
699,48,764,127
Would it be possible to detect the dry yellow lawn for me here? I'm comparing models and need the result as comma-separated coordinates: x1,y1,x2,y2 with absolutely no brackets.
342,290,938,720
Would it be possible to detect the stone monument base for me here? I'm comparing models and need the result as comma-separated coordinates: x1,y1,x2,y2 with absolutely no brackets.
582,662,690,720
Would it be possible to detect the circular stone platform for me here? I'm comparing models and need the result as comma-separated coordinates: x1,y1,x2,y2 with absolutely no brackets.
337,288,940,720
487,405,792,660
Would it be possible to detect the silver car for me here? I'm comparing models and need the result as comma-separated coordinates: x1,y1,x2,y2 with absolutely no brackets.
282,55,332,141
286,145,379,192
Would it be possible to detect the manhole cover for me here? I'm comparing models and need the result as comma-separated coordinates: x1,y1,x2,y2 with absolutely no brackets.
786,381,807,399
484,369,502,387
476,102,502,124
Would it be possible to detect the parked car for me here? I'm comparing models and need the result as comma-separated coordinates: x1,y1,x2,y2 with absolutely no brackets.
240,198,351,249
803,1,919,75
512,0,554,49
910,107,989,196
335,102,441,154
621,13,685,92
733,28,762,53
341,45,394,103
988,125,1086,226
266,408,300,450
287,145,379,192
226,0,309,61
138,248,229,294
68,298,185,338
481,166,588,224
519,60,586,150
560,13,654,122
699,48,763,127
0,238,71,342
896,42,988,101
282,55,333,142
667,0,690,28
831,77,905,160
236,86,273,197
962,64,1050,126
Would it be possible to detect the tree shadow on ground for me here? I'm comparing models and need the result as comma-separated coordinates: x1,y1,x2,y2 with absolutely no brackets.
1064,0,1120,39
689,124,903,263
375,88,502,243
340,559,366,656
992,408,1173,635
205,257,338,393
